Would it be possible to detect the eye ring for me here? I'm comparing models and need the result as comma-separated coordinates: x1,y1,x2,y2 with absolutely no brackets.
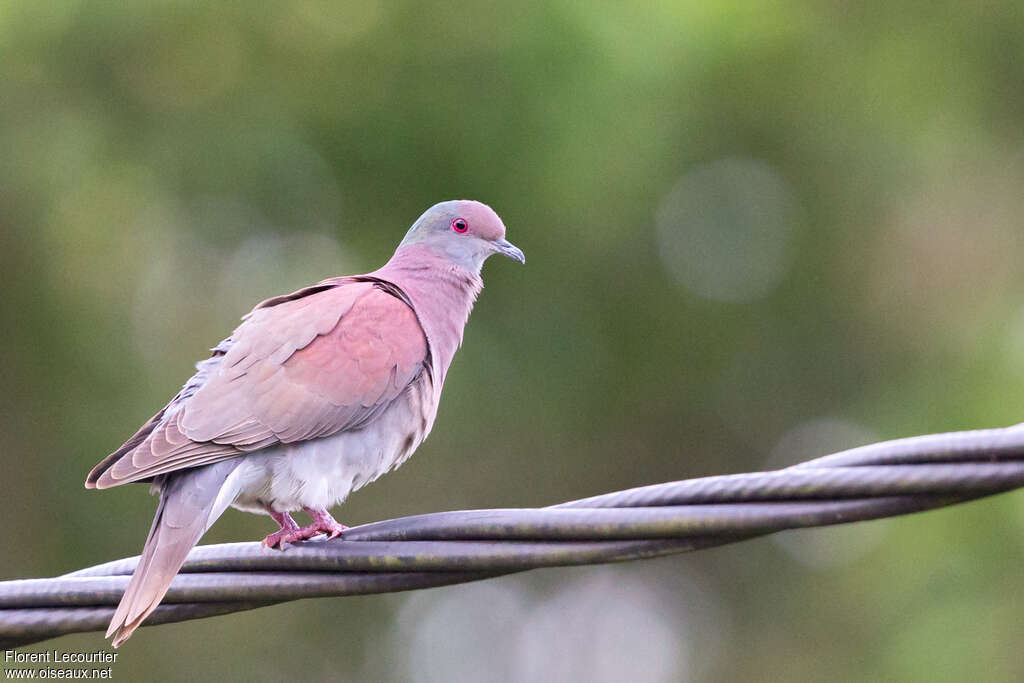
451,218,469,233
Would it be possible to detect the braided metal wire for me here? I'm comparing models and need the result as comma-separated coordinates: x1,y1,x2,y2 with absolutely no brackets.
4,422,1024,648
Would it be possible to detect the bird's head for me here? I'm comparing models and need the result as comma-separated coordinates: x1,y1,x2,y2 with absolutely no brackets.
399,200,525,273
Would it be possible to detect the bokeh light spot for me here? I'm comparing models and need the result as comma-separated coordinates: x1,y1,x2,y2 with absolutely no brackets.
767,418,890,569
390,570,702,683
656,157,799,303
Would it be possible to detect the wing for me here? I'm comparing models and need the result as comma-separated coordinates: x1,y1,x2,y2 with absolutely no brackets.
87,278,429,489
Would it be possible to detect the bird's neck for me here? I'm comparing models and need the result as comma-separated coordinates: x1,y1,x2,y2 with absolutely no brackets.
371,245,483,385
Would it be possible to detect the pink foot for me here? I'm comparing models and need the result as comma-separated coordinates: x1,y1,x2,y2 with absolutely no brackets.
261,509,304,550
298,507,348,541
260,507,348,549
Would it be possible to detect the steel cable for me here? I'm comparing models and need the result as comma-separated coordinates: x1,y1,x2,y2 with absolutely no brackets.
3,422,1024,648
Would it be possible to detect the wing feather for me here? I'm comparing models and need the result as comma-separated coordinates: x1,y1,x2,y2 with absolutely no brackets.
86,279,428,489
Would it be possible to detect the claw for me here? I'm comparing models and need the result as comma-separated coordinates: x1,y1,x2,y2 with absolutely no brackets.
261,508,302,550
261,530,293,550
302,507,348,541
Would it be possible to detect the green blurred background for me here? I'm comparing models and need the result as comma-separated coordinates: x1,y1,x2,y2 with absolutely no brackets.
4,1,1024,680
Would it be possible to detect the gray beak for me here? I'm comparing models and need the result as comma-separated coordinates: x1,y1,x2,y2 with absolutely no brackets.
494,238,526,264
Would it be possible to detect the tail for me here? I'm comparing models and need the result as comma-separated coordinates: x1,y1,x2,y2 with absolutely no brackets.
107,460,241,647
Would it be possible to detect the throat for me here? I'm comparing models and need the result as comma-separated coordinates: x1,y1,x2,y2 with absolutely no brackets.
372,245,483,382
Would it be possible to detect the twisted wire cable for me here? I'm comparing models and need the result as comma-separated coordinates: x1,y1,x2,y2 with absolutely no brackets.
4,422,1024,648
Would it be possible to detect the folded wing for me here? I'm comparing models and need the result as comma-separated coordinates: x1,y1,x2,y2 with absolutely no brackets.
87,279,429,489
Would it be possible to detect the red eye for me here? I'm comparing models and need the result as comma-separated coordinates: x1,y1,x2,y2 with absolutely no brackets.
452,218,469,233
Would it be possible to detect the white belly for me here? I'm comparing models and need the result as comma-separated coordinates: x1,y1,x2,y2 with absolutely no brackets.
226,381,434,515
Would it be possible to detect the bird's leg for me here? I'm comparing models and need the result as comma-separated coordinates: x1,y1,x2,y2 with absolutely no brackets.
261,506,347,548
298,506,348,541
261,508,305,549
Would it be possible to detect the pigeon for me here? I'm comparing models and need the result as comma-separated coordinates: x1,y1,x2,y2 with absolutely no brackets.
85,199,524,646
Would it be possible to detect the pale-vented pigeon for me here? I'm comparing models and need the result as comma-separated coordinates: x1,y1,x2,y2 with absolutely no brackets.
86,200,524,646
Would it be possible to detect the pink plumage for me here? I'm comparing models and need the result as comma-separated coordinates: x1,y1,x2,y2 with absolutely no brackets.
85,200,524,645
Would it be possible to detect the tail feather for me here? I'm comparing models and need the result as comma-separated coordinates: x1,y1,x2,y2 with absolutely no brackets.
107,460,240,647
